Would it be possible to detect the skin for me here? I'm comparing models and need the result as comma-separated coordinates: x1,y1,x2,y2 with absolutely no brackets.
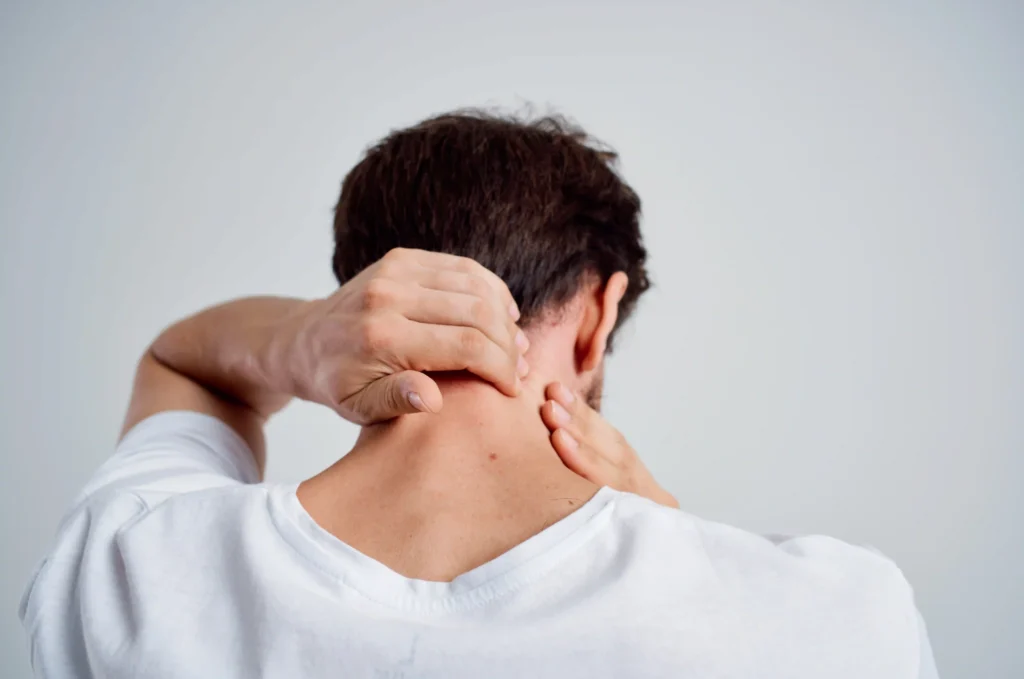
126,248,528,469
124,247,676,579
540,382,678,509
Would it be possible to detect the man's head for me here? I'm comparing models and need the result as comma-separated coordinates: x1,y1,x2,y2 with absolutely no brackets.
332,111,649,408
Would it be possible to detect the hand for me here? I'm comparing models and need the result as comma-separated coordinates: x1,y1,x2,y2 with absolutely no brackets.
540,382,678,508
268,248,530,424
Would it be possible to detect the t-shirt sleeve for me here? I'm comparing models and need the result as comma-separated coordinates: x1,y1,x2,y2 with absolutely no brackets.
765,533,940,677
77,410,260,508
20,411,260,675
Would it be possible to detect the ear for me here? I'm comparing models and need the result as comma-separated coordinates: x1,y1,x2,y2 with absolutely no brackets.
576,272,629,373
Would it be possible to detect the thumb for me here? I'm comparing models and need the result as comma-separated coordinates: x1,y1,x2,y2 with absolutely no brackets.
347,370,443,423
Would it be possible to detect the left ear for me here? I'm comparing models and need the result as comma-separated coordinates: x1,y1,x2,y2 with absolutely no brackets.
577,272,629,373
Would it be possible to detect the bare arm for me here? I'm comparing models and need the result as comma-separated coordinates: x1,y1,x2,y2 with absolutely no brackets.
121,248,529,478
122,297,307,474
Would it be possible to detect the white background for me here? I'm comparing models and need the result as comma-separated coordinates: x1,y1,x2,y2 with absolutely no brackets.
1,2,1021,677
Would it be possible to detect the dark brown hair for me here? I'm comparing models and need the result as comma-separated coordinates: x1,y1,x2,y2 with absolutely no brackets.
332,110,650,350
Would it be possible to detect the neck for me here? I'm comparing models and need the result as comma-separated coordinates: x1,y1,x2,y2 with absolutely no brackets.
297,371,599,581
327,371,594,501
359,373,556,466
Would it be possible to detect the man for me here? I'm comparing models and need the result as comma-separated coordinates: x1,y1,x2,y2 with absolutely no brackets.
21,112,938,677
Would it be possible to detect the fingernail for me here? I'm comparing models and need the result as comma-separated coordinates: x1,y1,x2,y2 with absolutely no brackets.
517,355,530,378
515,329,529,352
559,430,579,451
407,391,427,412
508,302,521,321
550,401,571,425
555,383,575,404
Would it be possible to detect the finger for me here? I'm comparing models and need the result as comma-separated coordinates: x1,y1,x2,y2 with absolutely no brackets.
414,268,517,319
540,400,586,443
357,273,528,381
390,320,524,396
344,371,443,424
378,247,516,315
545,382,593,433
359,272,523,352
545,381,576,408
550,428,601,480
410,270,529,374
405,250,519,319
402,286,528,361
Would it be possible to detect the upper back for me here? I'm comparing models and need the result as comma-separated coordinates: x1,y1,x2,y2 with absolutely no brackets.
24,481,922,679
21,412,928,678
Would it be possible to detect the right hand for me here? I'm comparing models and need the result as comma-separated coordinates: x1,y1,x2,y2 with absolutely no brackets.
540,382,678,508
268,248,530,425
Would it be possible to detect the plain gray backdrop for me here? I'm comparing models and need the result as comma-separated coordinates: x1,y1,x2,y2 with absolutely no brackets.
1,2,1021,677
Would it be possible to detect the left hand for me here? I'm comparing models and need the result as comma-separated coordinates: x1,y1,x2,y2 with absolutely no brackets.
540,382,679,508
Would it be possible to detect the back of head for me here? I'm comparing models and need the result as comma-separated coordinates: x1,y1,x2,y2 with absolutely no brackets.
332,110,650,351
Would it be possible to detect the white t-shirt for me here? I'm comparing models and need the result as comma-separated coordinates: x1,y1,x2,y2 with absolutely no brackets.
21,412,939,678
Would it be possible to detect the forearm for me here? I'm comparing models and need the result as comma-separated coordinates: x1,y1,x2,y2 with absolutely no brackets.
120,248,531,477
121,296,311,475
149,296,306,418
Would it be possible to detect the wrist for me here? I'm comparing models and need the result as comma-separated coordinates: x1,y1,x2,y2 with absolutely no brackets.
212,296,310,416
248,300,313,405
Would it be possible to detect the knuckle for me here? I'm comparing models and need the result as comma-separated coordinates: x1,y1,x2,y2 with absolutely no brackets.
375,260,399,280
377,249,411,277
357,316,392,354
362,278,393,310
432,270,454,290
455,256,477,273
468,275,490,297
458,328,486,357
468,298,493,328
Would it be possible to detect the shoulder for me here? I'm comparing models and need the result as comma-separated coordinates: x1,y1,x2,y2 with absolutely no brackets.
116,482,278,557
611,489,914,596
607,490,922,672
22,483,280,675
23,483,274,618
23,483,272,614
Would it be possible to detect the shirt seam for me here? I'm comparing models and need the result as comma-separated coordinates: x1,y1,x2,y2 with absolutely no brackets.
21,491,150,639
